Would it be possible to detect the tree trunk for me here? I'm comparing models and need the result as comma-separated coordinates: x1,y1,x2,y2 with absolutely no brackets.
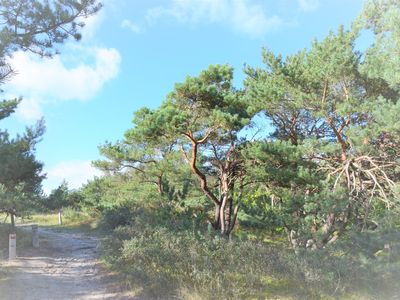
218,171,235,235
58,209,63,225
156,173,164,195
213,196,236,235
182,133,240,235
11,213,15,230
225,197,233,233
213,204,221,230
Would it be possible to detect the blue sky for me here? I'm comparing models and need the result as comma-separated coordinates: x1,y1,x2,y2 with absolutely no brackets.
1,0,365,193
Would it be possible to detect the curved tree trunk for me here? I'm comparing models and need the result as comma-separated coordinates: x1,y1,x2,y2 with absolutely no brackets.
182,131,241,236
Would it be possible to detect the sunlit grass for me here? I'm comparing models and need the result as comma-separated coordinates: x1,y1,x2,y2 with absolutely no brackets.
21,211,98,232
0,210,98,256
21,214,60,226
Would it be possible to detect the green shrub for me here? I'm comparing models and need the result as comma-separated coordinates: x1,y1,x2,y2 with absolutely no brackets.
104,225,305,299
101,220,400,299
97,201,400,299
62,207,82,222
99,205,135,231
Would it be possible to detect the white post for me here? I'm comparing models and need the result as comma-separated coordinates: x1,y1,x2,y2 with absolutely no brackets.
9,233,16,260
58,209,62,225
32,224,39,248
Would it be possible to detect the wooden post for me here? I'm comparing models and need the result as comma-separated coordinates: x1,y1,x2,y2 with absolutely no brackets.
58,209,62,225
32,224,39,248
9,233,16,260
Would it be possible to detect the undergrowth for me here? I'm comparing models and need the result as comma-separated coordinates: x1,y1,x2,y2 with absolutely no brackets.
100,204,400,299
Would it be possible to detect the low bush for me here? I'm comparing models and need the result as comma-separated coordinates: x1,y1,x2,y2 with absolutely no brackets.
98,205,135,231
62,207,84,223
101,218,400,299
106,226,300,299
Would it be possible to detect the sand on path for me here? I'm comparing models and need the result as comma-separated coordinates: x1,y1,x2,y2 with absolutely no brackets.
0,226,135,300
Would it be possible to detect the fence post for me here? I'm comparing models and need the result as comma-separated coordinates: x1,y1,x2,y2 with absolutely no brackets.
32,224,39,248
9,233,16,260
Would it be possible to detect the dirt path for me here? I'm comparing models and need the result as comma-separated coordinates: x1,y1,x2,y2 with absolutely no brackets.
0,227,135,300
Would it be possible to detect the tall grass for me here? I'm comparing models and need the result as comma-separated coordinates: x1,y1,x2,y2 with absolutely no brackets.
99,205,400,299
13,209,96,229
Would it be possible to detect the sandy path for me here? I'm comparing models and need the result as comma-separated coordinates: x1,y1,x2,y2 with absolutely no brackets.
0,227,135,300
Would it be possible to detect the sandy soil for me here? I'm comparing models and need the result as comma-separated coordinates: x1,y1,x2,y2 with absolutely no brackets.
0,227,136,300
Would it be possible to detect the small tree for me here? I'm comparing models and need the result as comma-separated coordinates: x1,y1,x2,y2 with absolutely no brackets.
94,107,193,198
0,120,45,225
134,65,251,235
44,181,70,211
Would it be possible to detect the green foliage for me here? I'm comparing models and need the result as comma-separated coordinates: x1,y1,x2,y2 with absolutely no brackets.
355,0,400,90
0,99,21,120
78,175,163,214
93,64,253,235
42,181,71,211
242,21,400,248
0,0,102,83
99,205,134,230
100,200,400,299
89,13,400,247
0,184,34,218
0,120,45,217
117,229,291,299
70,2,400,298
100,202,297,299
163,64,249,133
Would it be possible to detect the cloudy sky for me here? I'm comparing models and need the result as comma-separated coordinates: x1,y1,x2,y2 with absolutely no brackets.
2,0,364,193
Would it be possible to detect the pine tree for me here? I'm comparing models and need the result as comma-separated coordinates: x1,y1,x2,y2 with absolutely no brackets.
244,24,399,248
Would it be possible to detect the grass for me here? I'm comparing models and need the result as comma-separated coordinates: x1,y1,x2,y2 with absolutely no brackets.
10,210,98,231
21,213,60,226
3,207,399,299
98,208,400,300
0,209,98,260
101,222,311,299
0,223,32,260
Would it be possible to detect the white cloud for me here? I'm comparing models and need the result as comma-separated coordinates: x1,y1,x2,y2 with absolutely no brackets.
43,160,102,193
146,0,287,38
79,9,105,39
2,1,121,123
15,97,43,121
7,48,121,102
5,47,121,122
298,0,319,12
121,19,141,33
